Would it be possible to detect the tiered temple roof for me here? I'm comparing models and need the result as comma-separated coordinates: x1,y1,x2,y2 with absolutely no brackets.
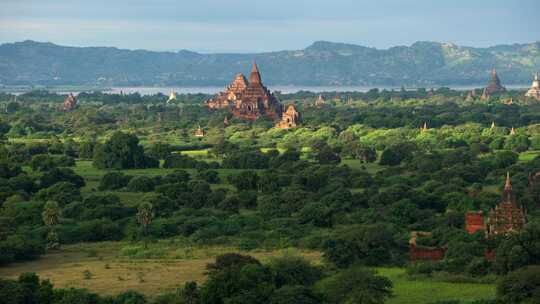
482,69,506,99
486,173,527,237
525,73,540,101
205,62,281,121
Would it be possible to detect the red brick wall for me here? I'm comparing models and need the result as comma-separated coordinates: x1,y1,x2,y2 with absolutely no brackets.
410,245,446,261
465,212,484,234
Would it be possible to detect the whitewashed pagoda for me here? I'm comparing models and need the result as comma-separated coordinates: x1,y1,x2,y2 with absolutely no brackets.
525,73,540,101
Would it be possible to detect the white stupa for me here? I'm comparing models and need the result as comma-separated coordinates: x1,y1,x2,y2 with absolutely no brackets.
525,73,540,101
167,91,177,103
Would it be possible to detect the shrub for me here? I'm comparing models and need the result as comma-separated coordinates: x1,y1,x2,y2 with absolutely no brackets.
196,170,220,184
497,265,540,303
98,172,132,190
127,176,155,192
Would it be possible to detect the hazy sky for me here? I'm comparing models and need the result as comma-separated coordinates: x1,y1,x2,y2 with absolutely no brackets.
1,0,539,53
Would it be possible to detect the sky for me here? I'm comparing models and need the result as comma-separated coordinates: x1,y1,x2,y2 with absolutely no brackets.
0,0,539,53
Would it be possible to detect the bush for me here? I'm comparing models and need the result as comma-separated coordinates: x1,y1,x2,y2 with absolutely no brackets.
98,172,132,190
0,234,45,265
35,182,81,206
30,154,75,171
497,265,540,303
127,176,155,192
196,170,220,184
163,154,205,169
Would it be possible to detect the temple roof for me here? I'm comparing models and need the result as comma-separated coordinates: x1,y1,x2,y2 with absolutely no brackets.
502,172,516,204
249,61,262,84
485,68,506,95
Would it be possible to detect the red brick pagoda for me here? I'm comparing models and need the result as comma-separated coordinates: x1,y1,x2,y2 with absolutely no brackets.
465,173,526,237
205,61,282,121
486,172,527,237
63,93,77,111
481,69,506,99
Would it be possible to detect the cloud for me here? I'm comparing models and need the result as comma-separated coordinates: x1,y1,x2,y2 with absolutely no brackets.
0,0,539,52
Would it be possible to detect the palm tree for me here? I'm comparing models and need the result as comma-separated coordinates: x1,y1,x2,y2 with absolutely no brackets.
42,201,61,250
137,202,153,249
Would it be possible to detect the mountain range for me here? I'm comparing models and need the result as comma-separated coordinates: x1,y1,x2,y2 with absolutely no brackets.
0,40,539,87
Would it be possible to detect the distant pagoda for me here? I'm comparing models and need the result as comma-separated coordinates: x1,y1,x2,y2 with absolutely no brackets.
525,73,540,101
482,69,506,99
63,93,77,111
205,61,282,121
167,91,177,103
315,95,326,107
276,104,300,129
194,125,205,137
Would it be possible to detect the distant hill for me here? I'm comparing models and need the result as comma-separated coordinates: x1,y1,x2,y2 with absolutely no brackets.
1,40,539,87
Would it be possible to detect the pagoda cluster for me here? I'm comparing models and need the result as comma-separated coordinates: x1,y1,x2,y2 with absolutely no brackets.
464,69,540,101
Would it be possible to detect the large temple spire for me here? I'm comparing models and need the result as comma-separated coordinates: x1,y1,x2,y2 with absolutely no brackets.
250,60,262,84
502,172,516,204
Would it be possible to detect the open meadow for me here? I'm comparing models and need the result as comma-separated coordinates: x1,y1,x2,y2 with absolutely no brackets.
0,241,496,303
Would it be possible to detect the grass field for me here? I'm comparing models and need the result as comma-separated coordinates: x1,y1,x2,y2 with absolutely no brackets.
0,241,320,296
0,241,496,303
378,268,496,304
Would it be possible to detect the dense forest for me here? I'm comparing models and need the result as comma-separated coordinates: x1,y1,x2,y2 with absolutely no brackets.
0,88,539,303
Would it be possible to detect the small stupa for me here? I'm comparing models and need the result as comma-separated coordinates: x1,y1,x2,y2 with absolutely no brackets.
194,125,205,137
525,73,540,101
167,91,177,103
420,122,428,133
315,95,325,107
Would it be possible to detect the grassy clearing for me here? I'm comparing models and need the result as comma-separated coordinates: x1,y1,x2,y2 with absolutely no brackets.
341,158,383,174
0,241,320,297
378,268,496,304
0,241,496,303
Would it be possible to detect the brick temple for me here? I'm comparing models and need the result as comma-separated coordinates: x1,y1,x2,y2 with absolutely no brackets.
465,172,526,237
276,104,300,129
205,61,282,121
63,93,77,111
481,69,506,99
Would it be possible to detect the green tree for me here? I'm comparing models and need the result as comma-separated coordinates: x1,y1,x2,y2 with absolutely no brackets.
136,202,153,249
93,131,158,169
42,201,61,250
181,281,201,304
316,267,393,304
316,146,341,165
497,265,540,303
